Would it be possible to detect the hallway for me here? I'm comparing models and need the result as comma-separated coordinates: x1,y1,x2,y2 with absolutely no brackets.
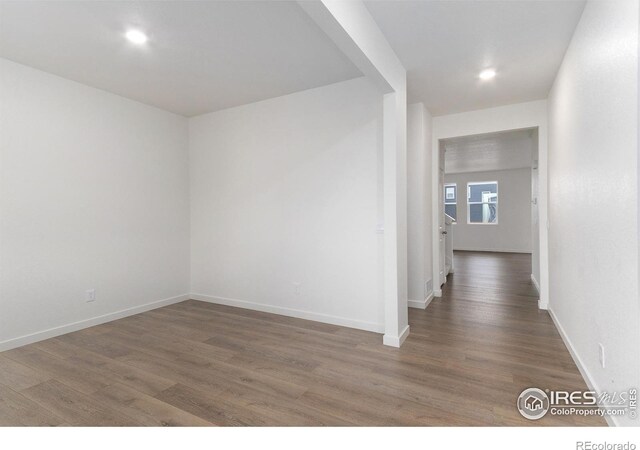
407,251,605,425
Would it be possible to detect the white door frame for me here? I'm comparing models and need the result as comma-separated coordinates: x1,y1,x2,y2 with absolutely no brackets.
430,101,549,309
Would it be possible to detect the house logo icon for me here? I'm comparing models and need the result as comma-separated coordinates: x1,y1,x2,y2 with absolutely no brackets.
517,388,550,420
525,395,543,411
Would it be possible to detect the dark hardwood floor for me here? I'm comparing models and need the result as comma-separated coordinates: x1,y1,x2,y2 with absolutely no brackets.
0,251,605,426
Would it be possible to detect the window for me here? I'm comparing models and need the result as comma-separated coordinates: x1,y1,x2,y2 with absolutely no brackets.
444,183,457,221
467,181,498,224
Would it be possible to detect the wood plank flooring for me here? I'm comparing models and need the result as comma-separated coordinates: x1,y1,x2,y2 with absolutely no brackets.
0,251,605,426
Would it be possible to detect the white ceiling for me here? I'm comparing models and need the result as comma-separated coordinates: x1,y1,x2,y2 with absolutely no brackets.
365,0,585,116
443,128,535,174
0,1,361,117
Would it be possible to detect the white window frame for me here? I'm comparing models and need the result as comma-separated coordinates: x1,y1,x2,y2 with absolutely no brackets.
444,183,457,222
467,181,498,225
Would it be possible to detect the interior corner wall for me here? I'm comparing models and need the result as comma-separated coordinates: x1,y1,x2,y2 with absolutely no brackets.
547,0,639,426
407,103,433,305
444,168,532,253
189,77,385,332
0,58,191,349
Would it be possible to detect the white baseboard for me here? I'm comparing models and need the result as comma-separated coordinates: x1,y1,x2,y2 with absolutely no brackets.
531,274,548,310
0,293,190,353
548,307,616,427
454,247,532,254
408,292,434,310
531,273,543,309
191,293,384,334
530,273,540,293
538,299,549,310
383,324,410,348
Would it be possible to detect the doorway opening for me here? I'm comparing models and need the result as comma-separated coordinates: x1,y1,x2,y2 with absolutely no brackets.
434,127,540,300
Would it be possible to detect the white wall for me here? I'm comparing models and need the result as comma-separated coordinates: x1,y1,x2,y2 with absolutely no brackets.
431,100,548,304
547,0,639,426
189,77,385,332
407,103,433,307
0,58,190,349
444,168,532,253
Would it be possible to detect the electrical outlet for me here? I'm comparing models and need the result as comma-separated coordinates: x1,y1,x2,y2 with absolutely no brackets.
86,289,96,303
292,282,301,295
598,343,605,368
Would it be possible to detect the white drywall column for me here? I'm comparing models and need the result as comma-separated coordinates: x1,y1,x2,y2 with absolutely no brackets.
407,103,433,308
298,0,409,346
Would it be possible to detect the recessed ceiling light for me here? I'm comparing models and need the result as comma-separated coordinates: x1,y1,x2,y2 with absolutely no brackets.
479,69,496,80
125,29,148,45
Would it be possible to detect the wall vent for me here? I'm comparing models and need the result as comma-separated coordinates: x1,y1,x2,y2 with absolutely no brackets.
425,279,432,298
